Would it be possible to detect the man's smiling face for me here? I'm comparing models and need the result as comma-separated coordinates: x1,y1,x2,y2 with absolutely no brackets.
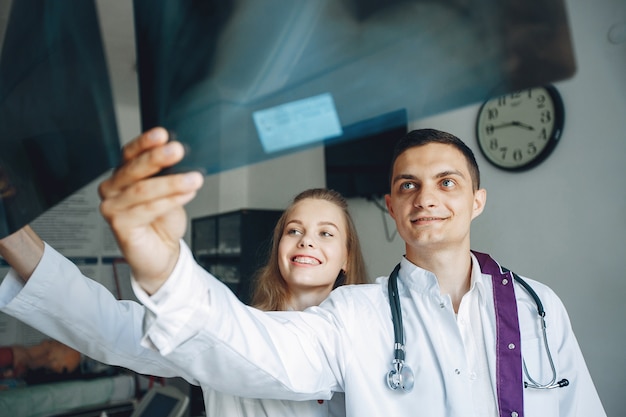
385,142,486,261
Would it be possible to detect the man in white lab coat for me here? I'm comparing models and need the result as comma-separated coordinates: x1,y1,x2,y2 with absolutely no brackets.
1,127,606,416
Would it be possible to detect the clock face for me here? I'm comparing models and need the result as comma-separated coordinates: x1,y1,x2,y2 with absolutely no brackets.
476,86,564,171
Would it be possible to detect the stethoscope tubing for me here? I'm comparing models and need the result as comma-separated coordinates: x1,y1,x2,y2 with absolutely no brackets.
388,263,405,361
387,264,569,392
504,268,569,390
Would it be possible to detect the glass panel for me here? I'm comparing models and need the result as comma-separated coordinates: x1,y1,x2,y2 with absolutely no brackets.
132,0,575,175
0,0,120,237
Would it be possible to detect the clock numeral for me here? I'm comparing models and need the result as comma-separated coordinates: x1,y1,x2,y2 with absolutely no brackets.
536,94,547,109
498,143,538,162
540,110,552,124
497,96,506,106
499,146,508,160
539,128,548,140
487,108,499,120
494,143,537,162
485,124,495,135
488,138,499,150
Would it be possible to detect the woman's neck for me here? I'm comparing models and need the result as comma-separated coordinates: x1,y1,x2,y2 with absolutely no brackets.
286,288,332,311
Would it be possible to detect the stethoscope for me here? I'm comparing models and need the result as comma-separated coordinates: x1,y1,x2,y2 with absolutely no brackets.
386,263,569,393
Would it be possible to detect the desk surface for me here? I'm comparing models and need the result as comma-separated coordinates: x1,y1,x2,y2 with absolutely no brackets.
0,373,135,417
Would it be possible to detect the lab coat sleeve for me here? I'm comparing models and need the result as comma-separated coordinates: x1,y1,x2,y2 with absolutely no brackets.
0,242,192,381
132,240,343,400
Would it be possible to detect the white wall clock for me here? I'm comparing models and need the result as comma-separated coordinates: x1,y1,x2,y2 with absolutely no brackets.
476,85,564,171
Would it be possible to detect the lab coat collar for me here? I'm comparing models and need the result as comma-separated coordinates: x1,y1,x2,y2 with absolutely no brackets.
396,254,487,305
397,256,439,296
469,252,488,307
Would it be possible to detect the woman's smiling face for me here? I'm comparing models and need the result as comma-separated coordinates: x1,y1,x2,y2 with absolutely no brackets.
278,198,349,296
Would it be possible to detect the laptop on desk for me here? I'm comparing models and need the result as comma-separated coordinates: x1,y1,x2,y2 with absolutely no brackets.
49,385,189,417
130,385,189,417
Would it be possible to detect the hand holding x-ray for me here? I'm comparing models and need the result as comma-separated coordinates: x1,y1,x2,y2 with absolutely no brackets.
98,127,204,295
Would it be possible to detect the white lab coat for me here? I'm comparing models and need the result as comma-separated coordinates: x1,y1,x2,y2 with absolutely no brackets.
0,243,344,417
131,241,606,417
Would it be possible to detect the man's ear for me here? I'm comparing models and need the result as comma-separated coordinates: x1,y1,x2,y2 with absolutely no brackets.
472,188,487,220
385,194,396,220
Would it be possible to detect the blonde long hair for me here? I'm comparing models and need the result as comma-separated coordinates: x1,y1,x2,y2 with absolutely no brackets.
251,188,368,311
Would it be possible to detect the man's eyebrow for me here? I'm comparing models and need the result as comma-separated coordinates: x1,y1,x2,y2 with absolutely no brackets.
436,169,465,179
391,173,417,184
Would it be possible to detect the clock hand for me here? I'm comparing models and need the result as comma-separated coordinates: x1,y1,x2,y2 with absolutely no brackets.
492,122,515,130
492,121,535,131
510,121,535,131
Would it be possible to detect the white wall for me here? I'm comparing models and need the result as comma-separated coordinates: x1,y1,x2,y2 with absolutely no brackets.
115,0,624,414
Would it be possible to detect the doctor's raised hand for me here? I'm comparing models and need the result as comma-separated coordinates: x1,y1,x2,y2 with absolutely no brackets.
98,127,204,294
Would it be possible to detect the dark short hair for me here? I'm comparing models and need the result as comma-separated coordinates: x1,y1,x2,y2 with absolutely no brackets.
389,129,481,190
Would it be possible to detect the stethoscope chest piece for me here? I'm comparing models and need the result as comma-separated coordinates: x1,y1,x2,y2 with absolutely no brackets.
387,360,415,392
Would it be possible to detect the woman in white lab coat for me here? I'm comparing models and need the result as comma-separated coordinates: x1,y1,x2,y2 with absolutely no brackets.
200,187,368,416
0,187,367,417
